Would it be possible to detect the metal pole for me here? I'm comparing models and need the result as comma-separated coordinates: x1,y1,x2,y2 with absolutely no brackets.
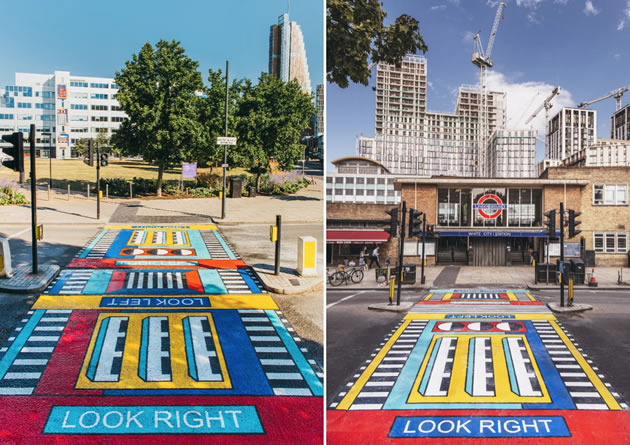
221,60,229,220
397,201,407,306
29,124,38,274
421,213,426,284
560,202,566,307
47,133,52,190
275,214,282,275
106,184,109,199
96,145,100,220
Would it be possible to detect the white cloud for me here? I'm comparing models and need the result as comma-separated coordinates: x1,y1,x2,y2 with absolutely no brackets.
515,0,544,8
527,12,542,23
618,1,630,30
614,53,622,59
584,1,599,15
485,71,574,141
431,5,447,10
554,0,569,4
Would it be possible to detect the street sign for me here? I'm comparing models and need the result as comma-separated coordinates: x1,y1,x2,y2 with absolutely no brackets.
221,163,229,168
217,136,237,145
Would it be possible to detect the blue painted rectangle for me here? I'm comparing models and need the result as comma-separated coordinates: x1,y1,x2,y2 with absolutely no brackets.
438,231,548,238
43,405,263,435
445,314,516,319
389,416,570,438
99,297,211,308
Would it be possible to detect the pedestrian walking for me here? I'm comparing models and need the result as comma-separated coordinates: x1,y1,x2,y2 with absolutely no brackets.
369,245,381,269
359,245,368,271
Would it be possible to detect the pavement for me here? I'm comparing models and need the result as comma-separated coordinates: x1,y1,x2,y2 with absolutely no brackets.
328,264,630,291
0,264,60,293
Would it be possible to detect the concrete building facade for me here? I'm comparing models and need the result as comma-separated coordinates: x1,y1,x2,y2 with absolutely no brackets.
546,107,597,160
611,104,630,141
561,139,630,167
268,13,311,95
487,129,536,178
0,71,126,159
357,55,520,178
326,157,401,205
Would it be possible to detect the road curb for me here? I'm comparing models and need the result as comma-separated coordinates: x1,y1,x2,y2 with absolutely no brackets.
368,302,414,312
547,302,593,313
0,264,60,294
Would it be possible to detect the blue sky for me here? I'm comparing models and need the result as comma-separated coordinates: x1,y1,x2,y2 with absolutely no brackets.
327,0,630,170
0,0,323,91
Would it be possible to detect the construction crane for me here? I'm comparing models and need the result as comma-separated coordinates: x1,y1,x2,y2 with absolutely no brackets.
472,1,506,175
577,86,630,111
525,86,561,125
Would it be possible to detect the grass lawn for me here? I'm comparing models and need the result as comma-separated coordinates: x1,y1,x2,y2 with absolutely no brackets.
0,158,249,192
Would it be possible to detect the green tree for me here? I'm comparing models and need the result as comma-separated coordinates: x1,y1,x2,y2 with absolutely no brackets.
197,68,248,168
112,40,204,196
235,74,315,176
327,0,428,88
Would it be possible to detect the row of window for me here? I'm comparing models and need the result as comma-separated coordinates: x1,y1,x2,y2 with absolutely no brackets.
70,81,119,89
594,233,627,253
327,189,396,196
593,184,627,205
91,93,108,100
0,114,14,119
327,176,394,185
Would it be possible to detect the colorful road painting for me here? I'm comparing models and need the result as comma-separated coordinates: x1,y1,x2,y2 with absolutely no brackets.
328,289,630,444
0,225,323,443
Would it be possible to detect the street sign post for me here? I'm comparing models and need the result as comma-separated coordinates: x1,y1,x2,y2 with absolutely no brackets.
217,137,237,146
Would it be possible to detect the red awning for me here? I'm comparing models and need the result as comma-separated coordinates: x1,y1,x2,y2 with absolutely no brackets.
327,230,390,244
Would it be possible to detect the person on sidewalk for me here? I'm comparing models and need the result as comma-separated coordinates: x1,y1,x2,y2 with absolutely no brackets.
369,245,381,269
359,245,368,271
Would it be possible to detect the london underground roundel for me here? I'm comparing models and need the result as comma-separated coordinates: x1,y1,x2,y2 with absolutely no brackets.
473,193,507,219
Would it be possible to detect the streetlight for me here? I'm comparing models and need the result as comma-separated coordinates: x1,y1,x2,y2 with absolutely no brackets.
41,131,53,189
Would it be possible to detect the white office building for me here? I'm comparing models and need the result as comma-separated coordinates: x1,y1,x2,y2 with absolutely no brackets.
326,156,402,204
546,107,597,161
357,55,509,177
486,129,537,178
0,71,126,159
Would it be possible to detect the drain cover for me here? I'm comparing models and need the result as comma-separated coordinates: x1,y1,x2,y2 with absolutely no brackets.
289,279,300,286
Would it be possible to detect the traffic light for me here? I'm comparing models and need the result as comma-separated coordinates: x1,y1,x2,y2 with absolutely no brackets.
384,207,399,238
83,140,94,167
425,224,435,239
568,209,582,238
544,209,556,239
1,132,25,172
408,209,423,237
100,152,108,167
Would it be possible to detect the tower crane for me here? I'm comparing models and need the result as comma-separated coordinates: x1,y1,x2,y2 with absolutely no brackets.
577,86,630,111
524,86,561,125
472,1,506,175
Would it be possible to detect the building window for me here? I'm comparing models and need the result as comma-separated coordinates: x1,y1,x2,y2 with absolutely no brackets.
70,81,88,88
594,232,628,253
111,105,123,111
90,93,108,100
326,177,332,183
111,116,125,122
593,184,627,205
0,114,14,119
17,103,31,108
91,116,108,122
91,105,108,111
71,104,88,110
335,177,343,184
326,189,332,195
90,83,109,89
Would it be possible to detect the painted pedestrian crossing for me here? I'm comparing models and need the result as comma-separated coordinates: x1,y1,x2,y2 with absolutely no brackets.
0,310,70,395
329,288,628,444
0,224,323,443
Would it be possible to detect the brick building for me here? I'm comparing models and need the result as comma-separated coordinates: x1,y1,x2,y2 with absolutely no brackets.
327,166,630,268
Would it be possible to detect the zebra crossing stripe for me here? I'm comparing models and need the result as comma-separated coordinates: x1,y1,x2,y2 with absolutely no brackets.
0,310,69,395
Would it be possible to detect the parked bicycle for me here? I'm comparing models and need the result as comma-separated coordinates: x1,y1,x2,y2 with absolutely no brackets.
328,264,364,286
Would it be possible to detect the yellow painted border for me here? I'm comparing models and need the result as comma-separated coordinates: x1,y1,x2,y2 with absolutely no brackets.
407,334,550,404
404,313,556,321
33,293,279,310
423,292,434,301
76,312,231,389
525,292,536,301
336,319,411,410
105,224,217,230
550,320,622,410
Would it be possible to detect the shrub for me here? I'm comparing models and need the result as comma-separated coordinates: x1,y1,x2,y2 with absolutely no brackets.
0,182,28,205
196,173,222,189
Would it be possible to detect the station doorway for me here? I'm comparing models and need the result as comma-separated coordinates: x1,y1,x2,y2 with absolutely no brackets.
438,237,535,266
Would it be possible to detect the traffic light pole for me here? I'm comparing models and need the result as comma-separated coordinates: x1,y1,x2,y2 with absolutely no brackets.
559,203,566,307
421,213,426,284
29,124,38,274
396,201,407,306
96,145,100,220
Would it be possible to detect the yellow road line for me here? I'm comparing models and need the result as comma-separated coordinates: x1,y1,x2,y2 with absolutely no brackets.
336,319,411,410
550,320,621,410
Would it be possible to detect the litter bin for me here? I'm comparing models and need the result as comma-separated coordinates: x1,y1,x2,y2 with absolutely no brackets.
230,176,243,198
375,268,388,283
570,258,585,285
535,263,556,284
401,264,416,284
